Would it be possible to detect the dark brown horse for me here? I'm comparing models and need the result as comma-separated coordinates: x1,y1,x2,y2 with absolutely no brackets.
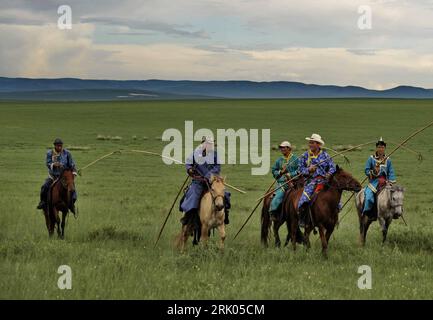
43,169,76,239
283,166,361,257
261,178,304,247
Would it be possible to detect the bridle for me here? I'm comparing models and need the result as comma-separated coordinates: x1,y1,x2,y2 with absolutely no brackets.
204,177,225,209
326,173,358,192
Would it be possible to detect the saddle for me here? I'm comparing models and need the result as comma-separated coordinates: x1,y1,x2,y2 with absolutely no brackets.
307,183,326,207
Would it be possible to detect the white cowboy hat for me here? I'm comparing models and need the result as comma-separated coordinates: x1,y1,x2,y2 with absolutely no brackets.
305,133,325,145
279,141,292,148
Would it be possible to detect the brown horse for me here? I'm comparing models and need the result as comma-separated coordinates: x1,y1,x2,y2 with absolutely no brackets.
261,178,304,247
43,169,76,239
177,175,226,251
283,166,361,257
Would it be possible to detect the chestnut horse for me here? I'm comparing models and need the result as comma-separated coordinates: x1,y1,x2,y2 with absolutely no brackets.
43,168,76,239
261,178,304,247
178,175,226,251
283,166,361,257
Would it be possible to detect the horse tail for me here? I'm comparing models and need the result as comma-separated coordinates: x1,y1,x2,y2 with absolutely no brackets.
260,196,272,246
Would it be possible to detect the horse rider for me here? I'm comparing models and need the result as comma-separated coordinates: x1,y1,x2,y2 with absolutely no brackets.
36,138,78,214
269,141,298,221
180,136,231,226
297,133,336,227
362,137,397,218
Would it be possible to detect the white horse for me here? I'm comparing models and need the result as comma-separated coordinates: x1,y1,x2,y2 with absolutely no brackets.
355,184,405,245
178,175,226,251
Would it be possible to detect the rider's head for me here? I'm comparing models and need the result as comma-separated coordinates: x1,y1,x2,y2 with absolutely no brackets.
53,138,63,153
278,141,292,157
376,137,386,156
306,134,324,153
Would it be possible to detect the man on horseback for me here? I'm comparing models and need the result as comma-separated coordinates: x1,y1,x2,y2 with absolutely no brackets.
269,141,298,221
36,138,78,214
297,134,336,227
180,136,231,226
362,137,397,218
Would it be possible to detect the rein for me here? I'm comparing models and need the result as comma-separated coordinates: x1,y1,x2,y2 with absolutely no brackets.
196,176,225,209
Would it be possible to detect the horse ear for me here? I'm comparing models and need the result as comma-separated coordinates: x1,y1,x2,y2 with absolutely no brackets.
209,174,216,183
336,164,341,171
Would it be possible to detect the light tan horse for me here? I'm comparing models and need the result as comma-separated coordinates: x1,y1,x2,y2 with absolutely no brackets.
178,175,226,251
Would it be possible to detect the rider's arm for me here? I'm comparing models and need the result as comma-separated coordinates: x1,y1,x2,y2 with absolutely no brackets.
205,152,221,179
299,154,311,176
46,150,54,171
66,150,77,172
326,154,337,176
364,157,374,179
289,155,299,177
271,158,280,179
185,151,195,174
387,158,397,183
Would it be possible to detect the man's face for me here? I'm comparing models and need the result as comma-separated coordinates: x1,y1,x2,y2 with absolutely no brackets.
376,145,385,156
54,144,63,153
279,146,291,156
308,141,320,152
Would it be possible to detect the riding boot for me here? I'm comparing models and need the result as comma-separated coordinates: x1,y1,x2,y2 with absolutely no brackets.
298,205,309,228
295,227,304,244
180,209,196,226
37,187,48,210
224,209,230,224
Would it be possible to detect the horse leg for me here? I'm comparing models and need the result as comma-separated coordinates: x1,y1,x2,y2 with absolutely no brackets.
48,207,56,238
325,224,335,243
361,217,372,247
382,218,392,244
303,225,312,250
290,219,298,251
178,225,189,252
217,223,226,250
43,209,53,238
284,222,291,247
273,220,282,248
54,208,61,238
318,226,328,258
60,211,67,240
200,224,210,248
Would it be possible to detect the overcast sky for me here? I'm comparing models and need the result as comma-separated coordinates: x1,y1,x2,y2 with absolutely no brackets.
1,0,433,89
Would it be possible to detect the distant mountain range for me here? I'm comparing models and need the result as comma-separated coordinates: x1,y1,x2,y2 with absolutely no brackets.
1,77,433,100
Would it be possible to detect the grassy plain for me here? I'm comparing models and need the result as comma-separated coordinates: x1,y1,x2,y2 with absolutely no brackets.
0,99,432,299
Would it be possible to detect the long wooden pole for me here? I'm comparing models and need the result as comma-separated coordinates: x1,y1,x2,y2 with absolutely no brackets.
154,175,190,247
256,140,375,202
338,120,433,223
233,179,276,241
234,153,308,240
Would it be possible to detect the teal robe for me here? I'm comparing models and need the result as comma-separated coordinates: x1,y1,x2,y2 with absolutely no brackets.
269,154,299,213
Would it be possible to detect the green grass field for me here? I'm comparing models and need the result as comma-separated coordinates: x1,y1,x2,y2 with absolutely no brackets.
1,99,432,299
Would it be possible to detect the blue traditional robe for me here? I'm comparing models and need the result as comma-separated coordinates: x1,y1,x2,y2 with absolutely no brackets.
47,149,76,178
363,154,396,213
269,153,299,214
298,149,336,209
180,146,230,213
41,148,77,202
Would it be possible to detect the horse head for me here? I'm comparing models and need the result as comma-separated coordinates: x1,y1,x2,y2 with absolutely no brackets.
209,175,225,211
332,165,362,193
388,185,405,216
60,168,76,206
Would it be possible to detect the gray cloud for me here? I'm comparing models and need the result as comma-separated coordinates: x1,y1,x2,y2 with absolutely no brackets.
80,16,209,39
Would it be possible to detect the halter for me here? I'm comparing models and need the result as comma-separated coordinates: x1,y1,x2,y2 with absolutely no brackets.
325,172,355,192
204,177,225,209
